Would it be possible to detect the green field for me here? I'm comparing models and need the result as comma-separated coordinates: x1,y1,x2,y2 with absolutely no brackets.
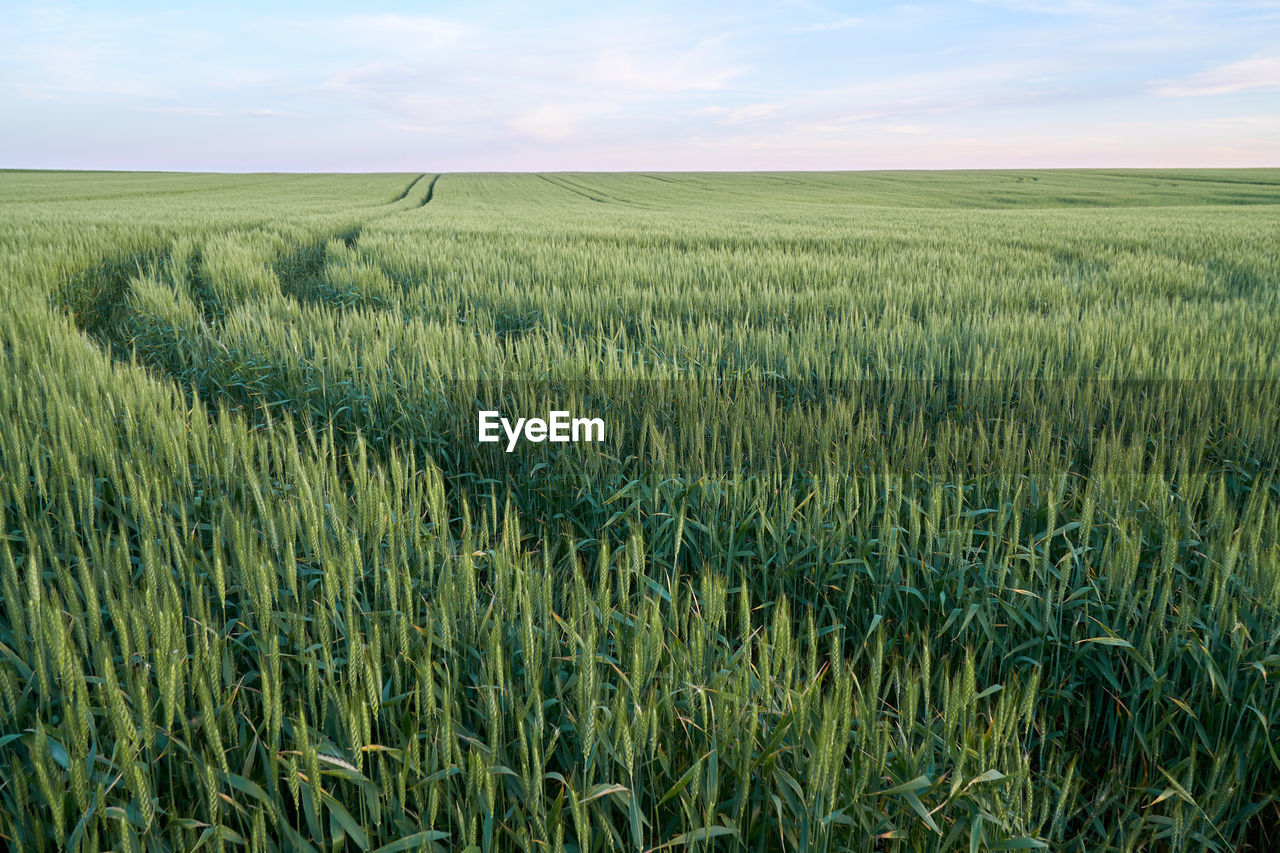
2,169,1279,851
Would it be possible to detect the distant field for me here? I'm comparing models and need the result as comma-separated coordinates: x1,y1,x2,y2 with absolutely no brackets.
1,170,1278,851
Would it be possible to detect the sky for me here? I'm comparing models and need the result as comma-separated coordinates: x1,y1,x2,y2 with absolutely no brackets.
2,1,1278,171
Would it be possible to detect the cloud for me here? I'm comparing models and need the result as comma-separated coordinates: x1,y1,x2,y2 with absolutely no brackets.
508,104,590,141
2,10,175,101
306,14,747,150
785,59,1083,126
1152,57,1280,96
4,0,1278,170
793,17,862,33
692,103,786,127
682,55,1115,155
1199,114,1280,130
969,0,1145,16
287,14,468,56
589,40,743,92
149,105,223,117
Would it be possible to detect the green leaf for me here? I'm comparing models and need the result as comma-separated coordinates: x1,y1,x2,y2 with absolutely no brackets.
581,783,629,804
371,830,450,853
650,824,738,850
903,791,941,834
993,838,1049,849
1078,636,1133,648
875,774,932,796
325,797,371,851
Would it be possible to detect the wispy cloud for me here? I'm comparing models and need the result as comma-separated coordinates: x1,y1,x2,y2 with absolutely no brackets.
793,17,862,32
149,106,223,117
971,0,1157,16
3,1,1278,169
508,104,590,142
307,14,746,149
1152,56,1280,96
5,20,175,101
590,40,743,93
285,14,468,56
694,103,784,125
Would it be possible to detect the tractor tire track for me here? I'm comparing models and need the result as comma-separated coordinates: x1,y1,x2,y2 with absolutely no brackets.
391,173,428,203
535,174,607,203
418,174,441,207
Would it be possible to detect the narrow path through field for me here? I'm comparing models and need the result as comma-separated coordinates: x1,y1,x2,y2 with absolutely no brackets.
59,172,448,347
419,174,440,207
391,173,428,202
534,174,608,203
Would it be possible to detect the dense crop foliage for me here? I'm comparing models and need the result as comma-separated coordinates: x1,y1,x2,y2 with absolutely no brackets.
1,169,1278,851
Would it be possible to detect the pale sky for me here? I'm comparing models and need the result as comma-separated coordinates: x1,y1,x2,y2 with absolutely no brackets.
2,1,1278,171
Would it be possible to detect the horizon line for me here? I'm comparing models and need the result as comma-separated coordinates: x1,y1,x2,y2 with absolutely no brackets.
6,164,1280,176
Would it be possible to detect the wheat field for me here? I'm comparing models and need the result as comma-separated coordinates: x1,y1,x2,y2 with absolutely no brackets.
1,169,1278,851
